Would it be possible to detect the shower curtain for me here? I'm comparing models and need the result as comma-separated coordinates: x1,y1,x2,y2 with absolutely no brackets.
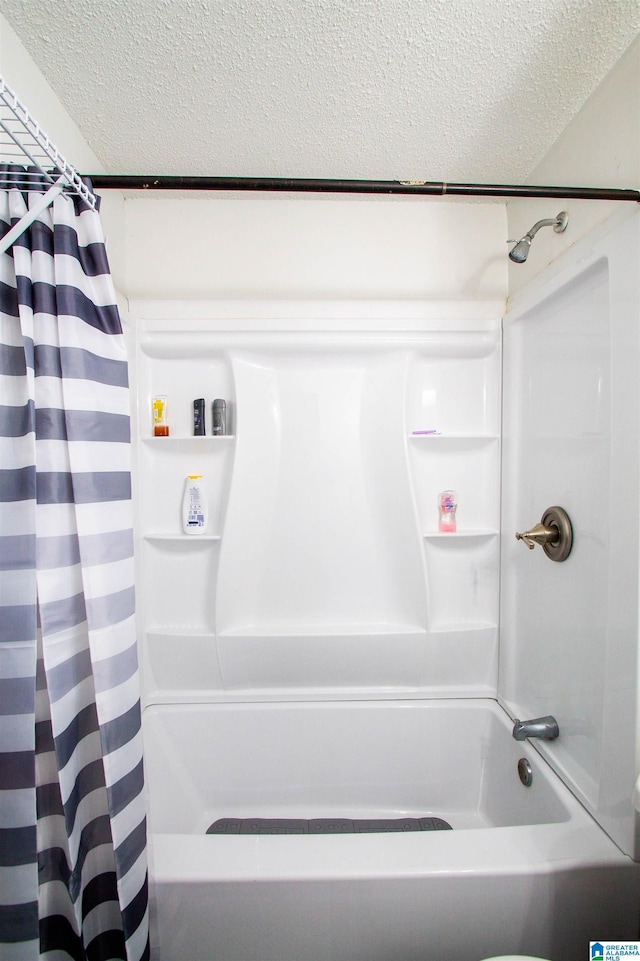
0,170,149,961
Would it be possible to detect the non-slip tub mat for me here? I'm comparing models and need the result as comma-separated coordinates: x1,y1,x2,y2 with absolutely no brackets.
207,816,452,835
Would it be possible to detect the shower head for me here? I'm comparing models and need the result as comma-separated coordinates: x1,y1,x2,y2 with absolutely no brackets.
508,211,568,263
508,236,533,264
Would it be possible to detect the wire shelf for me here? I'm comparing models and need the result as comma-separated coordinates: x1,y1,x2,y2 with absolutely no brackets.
0,74,96,209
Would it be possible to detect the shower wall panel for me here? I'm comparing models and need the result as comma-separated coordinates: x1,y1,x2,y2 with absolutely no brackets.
216,352,426,635
500,208,640,858
131,306,501,702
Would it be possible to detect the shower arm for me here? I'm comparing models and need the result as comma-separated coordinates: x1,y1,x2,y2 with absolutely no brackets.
522,216,563,240
507,211,569,245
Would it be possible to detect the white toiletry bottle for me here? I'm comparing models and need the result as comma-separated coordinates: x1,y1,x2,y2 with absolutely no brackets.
182,475,207,534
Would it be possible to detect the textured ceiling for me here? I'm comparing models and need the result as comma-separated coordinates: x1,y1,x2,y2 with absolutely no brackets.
2,0,640,184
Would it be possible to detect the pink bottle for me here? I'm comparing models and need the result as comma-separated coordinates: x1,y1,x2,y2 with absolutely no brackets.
438,490,457,532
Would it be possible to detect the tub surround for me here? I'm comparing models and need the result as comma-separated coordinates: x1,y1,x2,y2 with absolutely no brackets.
131,210,640,961
132,303,502,702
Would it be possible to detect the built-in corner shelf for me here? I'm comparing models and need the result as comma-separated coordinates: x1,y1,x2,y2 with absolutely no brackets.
141,435,235,445
408,433,498,444
144,534,221,542
423,530,497,540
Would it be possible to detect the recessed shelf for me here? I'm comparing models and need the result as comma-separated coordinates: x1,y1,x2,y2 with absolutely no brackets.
141,435,235,444
408,433,498,442
423,530,497,540
144,533,221,542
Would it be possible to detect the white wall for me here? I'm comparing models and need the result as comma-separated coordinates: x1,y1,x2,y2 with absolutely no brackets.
123,195,507,301
0,13,126,287
507,33,640,297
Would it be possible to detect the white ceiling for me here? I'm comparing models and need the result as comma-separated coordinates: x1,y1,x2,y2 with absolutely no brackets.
2,0,640,185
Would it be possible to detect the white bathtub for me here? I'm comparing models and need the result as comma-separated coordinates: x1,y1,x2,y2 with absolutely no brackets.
142,698,639,961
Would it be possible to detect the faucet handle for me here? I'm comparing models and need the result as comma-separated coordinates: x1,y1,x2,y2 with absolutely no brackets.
515,523,558,550
515,506,573,562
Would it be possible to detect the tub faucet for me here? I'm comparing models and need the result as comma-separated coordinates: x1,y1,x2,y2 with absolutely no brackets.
512,715,559,741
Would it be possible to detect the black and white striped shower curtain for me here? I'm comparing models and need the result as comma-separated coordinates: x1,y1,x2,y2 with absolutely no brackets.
0,170,149,960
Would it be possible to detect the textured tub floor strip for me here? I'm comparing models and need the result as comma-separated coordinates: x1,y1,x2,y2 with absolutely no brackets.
207,817,453,835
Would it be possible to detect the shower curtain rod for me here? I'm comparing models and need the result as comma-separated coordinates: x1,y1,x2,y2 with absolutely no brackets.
86,175,640,202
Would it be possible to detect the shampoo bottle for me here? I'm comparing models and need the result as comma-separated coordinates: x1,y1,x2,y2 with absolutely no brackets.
438,490,457,532
153,395,169,436
212,398,226,436
193,398,205,435
182,475,207,534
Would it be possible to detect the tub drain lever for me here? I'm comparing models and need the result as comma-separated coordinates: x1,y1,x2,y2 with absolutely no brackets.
515,506,572,562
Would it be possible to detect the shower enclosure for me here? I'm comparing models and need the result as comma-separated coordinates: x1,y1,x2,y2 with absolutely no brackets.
129,206,640,960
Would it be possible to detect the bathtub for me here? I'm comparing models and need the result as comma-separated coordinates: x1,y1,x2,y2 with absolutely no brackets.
142,698,639,961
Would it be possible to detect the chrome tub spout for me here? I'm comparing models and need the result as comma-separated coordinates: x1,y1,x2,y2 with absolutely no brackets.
512,715,559,741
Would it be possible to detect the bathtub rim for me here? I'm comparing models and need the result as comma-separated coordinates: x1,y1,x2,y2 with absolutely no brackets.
149,815,634,886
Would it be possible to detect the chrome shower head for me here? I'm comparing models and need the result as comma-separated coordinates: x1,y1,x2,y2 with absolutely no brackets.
508,236,532,263
508,211,568,263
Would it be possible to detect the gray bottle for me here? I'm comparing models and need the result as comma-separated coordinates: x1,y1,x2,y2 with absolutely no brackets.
212,399,226,436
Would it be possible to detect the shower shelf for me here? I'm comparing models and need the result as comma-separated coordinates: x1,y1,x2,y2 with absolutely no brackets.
141,435,235,444
144,534,221,542
408,433,498,442
423,530,496,539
